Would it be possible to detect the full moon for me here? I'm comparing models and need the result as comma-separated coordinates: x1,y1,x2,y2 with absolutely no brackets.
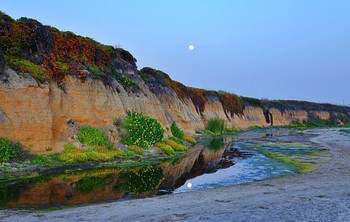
188,44,194,51
187,182,192,188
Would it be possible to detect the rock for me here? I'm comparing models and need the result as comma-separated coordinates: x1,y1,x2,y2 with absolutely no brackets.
116,143,127,151
11,163,22,168
145,146,164,157
23,160,31,165
2,163,11,167
72,141,84,150
196,129,205,134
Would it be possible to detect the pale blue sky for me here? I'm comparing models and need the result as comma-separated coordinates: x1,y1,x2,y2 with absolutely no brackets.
2,0,350,105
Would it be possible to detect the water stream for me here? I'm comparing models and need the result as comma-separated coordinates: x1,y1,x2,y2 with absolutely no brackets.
0,129,324,209
174,144,294,193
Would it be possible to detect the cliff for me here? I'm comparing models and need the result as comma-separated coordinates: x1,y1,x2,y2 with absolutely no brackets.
1,12,350,152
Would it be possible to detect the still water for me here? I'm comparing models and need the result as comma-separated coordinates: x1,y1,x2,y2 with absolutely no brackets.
0,130,319,209
174,144,293,193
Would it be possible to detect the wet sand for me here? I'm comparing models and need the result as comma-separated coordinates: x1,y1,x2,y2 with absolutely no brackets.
1,128,350,221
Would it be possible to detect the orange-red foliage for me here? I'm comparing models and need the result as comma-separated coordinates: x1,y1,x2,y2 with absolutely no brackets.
3,19,36,56
51,31,113,69
164,74,208,115
187,87,208,114
0,15,139,85
164,75,188,100
164,74,244,118
219,92,244,119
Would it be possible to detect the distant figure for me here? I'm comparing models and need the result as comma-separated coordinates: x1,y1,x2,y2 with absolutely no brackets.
265,132,273,137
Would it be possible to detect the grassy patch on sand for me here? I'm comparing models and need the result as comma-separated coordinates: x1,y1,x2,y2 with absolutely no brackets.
262,143,312,149
262,150,318,173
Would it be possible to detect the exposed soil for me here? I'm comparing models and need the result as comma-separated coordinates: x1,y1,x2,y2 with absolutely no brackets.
1,128,349,221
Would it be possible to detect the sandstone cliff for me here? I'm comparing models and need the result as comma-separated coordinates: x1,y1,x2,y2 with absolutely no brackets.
1,12,350,152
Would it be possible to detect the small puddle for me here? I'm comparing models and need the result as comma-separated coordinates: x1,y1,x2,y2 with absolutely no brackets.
0,129,326,209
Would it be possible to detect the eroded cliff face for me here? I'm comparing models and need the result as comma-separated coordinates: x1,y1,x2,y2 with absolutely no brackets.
0,67,165,151
2,66,350,152
1,13,350,153
0,67,267,151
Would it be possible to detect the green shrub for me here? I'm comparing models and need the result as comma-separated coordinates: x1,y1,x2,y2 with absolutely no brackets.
10,141,30,162
0,138,14,162
184,134,197,144
77,126,108,147
171,122,185,139
0,138,28,162
154,142,176,155
90,64,103,78
30,155,52,165
164,138,188,151
121,111,165,149
113,71,140,90
127,145,144,155
206,118,225,135
138,70,148,82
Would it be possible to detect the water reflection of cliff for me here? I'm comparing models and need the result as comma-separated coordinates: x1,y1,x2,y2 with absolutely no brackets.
1,138,235,209
2,166,164,208
159,138,234,192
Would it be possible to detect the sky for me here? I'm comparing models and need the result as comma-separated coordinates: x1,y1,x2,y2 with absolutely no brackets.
1,0,350,105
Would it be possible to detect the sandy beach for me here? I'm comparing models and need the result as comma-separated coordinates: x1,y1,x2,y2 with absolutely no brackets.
1,128,349,222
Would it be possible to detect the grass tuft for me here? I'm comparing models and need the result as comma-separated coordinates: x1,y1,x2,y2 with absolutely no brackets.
127,145,145,155
171,122,185,139
248,125,263,130
206,118,225,135
164,138,188,151
184,134,197,144
154,142,176,155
